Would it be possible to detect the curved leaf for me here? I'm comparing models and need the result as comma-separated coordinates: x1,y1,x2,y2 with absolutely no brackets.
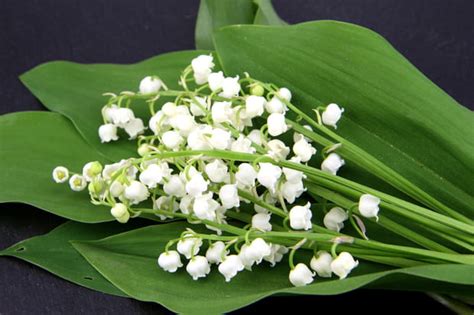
72,222,474,314
0,221,136,296
0,112,111,222
20,51,209,161
214,21,474,217
253,0,286,25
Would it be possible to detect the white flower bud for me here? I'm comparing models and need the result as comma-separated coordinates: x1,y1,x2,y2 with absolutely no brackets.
139,76,162,94
219,184,240,210
245,95,265,118
124,180,149,204
265,97,286,114
321,153,345,175
218,255,244,282
211,101,232,124
205,159,229,183
322,103,344,128
98,124,119,143
264,244,288,266
205,241,227,264
186,172,209,197
177,234,202,259
219,76,240,98
310,251,333,278
163,175,186,197
266,139,290,161
208,71,225,91
82,161,103,182
193,192,219,221
209,128,231,150
251,213,272,231
158,250,183,272
161,102,177,116
110,180,124,197
69,174,87,191
267,113,288,136
247,129,264,146
161,130,184,150
231,135,256,154
186,255,211,280
289,202,312,230
190,97,208,116
281,179,306,204
52,166,69,183
148,111,168,135
323,207,348,232
110,203,130,223
111,107,135,127
289,263,314,287
235,163,258,188
257,163,282,194
358,194,380,218
278,87,292,102
170,114,196,137
293,138,316,162
124,118,145,139
331,252,359,279
191,54,214,76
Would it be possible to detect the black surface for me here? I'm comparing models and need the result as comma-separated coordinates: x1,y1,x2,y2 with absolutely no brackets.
1,0,473,313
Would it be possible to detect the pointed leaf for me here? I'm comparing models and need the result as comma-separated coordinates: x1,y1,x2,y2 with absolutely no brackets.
253,0,286,25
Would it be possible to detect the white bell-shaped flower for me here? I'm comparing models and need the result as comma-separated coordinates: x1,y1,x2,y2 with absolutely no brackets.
162,130,184,150
177,234,203,259
209,128,231,150
267,139,290,161
190,96,208,116
257,163,282,194
154,196,179,220
219,184,240,210
163,175,186,197
110,203,130,223
240,238,272,268
124,180,149,204
251,213,272,231
52,166,69,183
69,174,87,191
124,118,145,139
205,159,229,183
82,161,103,182
169,114,196,137
110,107,135,127
219,76,240,98
231,135,256,154
98,124,119,143
282,157,306,183
289,202,312,230
358,194,380,219
139,76,162,94
245,95,265,118
267,113,288,136
109,181,124,197
293,137,316,162
185,172,209,197
179,195,193,214
289,263,315,287
218,255,245,282
281,179,306,204
205,241,228,264
139,163,171,188
157,250,183,273
321,153,345,175
186,255,211,280
211,101,233,124
102,104,118,123
208,71,225,91
310,251,333,278
193,192,220,221
264,244,288,267
235,163,258,188
265,97,286,114
191,54,214,75
161,102,177,116
277,87,292,102
321,103,344,128
330,252,359,279
187,124,213,150
247,129,264,145
323,207,348,232
148,111,168,135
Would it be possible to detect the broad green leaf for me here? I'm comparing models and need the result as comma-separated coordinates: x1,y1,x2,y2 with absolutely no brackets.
20,51,209,162
0,112,111,222
0,221,137,296
195,0,256,50
253,0,286,25
72,222,474,314
214,21,474,217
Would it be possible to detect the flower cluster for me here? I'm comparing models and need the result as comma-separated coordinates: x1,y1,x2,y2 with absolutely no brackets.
52,54,383,287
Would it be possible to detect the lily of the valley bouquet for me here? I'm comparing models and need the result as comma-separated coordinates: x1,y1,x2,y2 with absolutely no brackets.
1,1,473,313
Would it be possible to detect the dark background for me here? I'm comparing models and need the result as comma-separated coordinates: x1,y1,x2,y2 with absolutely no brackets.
1,0,473,313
